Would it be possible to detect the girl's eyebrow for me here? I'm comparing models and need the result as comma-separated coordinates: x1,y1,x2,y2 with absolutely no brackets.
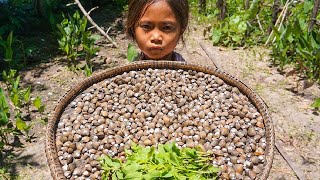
137,20,152,25
138,20,151,22
162,21,176,24
138,20,177,24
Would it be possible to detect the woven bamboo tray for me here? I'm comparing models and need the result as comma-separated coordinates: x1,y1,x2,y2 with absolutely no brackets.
46,60,274,180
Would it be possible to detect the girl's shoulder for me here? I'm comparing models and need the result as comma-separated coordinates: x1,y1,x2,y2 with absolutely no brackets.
172,52,186,62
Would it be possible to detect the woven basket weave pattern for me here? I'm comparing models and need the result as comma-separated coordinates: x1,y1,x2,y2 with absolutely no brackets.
46,61,274,180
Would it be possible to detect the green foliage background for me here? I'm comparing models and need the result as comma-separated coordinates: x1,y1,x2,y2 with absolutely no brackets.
190,0,320,82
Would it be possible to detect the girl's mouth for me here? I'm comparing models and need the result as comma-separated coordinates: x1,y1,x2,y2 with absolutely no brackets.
150,46,163,50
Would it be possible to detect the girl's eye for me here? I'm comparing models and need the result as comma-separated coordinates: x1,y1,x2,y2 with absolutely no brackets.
163,25,174,32
140,24,152,30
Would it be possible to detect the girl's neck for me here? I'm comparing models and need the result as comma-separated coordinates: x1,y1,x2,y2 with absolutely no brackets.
142,52,174,61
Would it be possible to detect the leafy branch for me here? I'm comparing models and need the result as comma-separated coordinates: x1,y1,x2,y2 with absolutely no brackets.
68,0,118,48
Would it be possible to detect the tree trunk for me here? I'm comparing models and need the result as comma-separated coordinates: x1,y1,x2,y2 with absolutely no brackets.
308,0,320,32
198,0,206,14
245,0,250,9
216,0,227,20
33,0,46,17
267,0,280,34
222,1,227,20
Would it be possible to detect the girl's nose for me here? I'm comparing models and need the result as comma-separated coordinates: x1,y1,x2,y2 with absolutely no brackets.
150,30,162,44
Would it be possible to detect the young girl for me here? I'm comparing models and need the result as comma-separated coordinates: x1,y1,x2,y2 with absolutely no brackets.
126,0,189,61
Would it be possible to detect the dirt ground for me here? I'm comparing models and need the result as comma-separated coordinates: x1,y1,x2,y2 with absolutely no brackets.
3,7,320,180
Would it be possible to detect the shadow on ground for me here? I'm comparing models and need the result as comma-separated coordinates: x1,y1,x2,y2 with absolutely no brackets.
0,148,41,179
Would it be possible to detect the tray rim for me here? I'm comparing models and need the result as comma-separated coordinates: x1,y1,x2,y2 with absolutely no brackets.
46,60,275,180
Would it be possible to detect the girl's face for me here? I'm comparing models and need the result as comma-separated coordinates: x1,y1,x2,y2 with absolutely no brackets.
134,0,181,60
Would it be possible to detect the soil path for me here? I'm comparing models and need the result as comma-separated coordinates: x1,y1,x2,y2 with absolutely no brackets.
9,15,320,180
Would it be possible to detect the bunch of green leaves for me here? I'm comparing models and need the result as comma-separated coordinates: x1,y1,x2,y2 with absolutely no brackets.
0,88,16,150
0,31,27,71
81,26,100,76
0,31,18,69
1,69,46,143
56,10,99,76
212,13,249,46
0,31,14,64
56,11,83,70
211,0,272,46
2,69,31,109
99,142,219,180
188,0,219,19
271,1,320,81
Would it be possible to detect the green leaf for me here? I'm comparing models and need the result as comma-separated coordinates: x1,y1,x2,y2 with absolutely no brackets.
212,29,222,44
232,35,241,43
23,86,31,103
90,34,102,42
172,143,181,155
13,75,20,92
124,171,143,179
311,98,320,109
10,93,19,107
230,15,241,26
143,171,161,180
184,148,197,159
127,43,139,62
303,1,313,13
16,116,28,131
162,169,174,178
207,165,220,173
112,173,117,179
169,152,179,166
248,0,260,19
7,31,13,48
238,21,247,33
115,170,124,179
292,20,302,36
147,146,155,158
106,157,121,168
0,111,9,126
122,163,143,174
33,96,41,108
33,96,45,113
38,105,45,113
296,47,313,60
174,172,188,180
287,34,294,43
0,88,9,111
5,48,13,61
271,26,281,41
84,64,93,77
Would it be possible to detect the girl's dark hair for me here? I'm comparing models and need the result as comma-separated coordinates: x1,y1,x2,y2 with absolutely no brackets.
126,0,189,40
